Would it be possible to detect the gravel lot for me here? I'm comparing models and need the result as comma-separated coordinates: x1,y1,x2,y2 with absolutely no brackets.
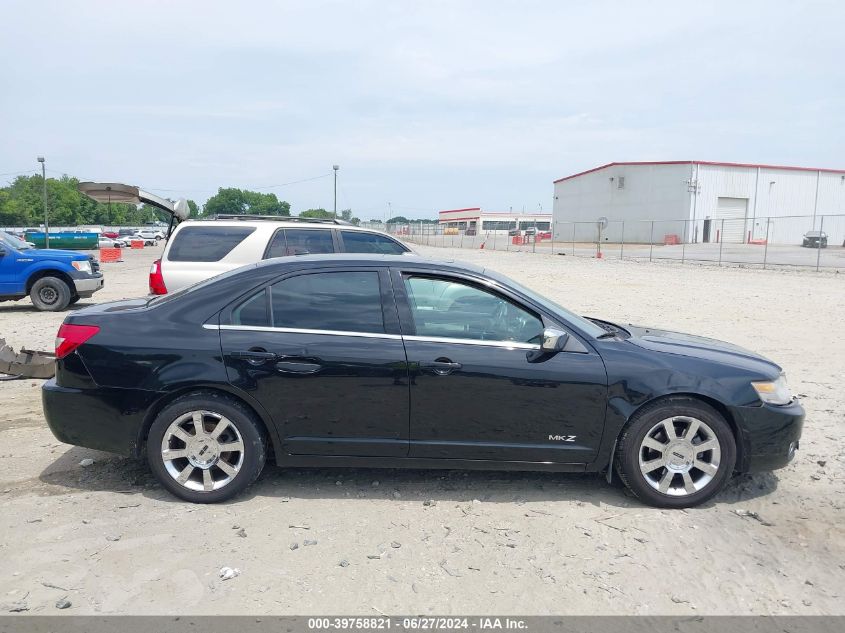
1,244,843,615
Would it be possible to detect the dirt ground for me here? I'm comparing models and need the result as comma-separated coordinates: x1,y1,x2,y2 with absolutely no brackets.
0,243,843,615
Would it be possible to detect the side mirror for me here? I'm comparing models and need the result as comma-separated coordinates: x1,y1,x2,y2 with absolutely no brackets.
540,328,569,353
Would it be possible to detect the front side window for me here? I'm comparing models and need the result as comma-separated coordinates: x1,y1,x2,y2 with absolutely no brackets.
403,275,543,344
270,271,384,333
167,226,255,262
341,231,407,255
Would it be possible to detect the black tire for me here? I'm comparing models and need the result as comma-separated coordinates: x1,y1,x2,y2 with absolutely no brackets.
147,392,267,503
68,295,81,305
29,276,72,311
615,397,736,508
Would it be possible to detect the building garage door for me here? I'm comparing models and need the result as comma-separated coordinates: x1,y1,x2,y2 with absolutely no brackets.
714,197,748,243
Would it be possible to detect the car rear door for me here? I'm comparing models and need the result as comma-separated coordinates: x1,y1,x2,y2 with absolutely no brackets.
392,268,607,464
219,266,410,457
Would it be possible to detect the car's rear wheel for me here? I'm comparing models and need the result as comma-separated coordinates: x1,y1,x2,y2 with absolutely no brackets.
30,276,72,311
615,397,736,508
147,393,267,503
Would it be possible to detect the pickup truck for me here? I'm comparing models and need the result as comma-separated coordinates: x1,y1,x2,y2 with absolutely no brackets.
0,231,104,311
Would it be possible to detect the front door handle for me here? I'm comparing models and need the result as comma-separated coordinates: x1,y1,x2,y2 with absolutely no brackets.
230,349,278,364
420,358,462,376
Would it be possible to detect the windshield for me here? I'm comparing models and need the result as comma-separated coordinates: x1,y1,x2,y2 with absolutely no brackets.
483,268,608,338
0,231,32,251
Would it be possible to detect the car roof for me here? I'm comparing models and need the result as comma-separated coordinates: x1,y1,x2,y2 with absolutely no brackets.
255,252,482,272
176,218,369,229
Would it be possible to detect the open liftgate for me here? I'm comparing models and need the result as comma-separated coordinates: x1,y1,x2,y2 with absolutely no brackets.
77,182,190,238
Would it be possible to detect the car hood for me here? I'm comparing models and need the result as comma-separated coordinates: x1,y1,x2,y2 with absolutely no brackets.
20,248,88,260
623,324,782,374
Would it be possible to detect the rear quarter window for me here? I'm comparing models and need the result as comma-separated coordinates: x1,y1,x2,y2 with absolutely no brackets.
167,226,256,262
341,230,408,254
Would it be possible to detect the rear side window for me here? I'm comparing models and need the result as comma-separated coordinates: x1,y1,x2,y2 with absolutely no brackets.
266,229,335,258
271,271,384,333
168,226,255,262
341,230,407,254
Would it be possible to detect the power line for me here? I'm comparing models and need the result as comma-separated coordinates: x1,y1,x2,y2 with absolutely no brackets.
0,169,37,177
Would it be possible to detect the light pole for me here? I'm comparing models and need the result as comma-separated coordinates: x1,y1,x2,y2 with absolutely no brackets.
37,156,49,248
332,165,339,219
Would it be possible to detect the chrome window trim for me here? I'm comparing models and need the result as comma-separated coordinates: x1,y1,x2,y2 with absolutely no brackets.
204,323,539,349
204,323,402,340
402,335,540,350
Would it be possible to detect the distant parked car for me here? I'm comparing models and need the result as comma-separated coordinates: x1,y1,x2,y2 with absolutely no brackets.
118,228,137,237
802,231,828,248
98,238,116,249
102,231,120,239
137,228,165,241
132,234,157,246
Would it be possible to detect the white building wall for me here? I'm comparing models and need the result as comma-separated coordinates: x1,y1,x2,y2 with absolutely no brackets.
553,163,692,243
554,162,845,246
695,166,845,245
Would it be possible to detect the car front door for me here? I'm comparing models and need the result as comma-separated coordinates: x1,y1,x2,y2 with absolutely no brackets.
393,270,607,464
219,267,409,457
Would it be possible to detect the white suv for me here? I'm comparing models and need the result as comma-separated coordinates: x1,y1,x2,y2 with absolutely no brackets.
150,217,412,294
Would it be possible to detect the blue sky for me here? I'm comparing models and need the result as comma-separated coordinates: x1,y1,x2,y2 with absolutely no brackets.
1,0,843,220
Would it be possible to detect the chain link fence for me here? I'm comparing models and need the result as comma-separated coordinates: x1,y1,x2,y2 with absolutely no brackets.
373,214,845,272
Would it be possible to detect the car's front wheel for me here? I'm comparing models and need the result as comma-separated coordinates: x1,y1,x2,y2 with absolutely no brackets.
147,393,267,503
615,397,736,508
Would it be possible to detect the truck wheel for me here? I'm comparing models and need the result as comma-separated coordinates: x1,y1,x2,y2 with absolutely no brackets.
30,277,72,311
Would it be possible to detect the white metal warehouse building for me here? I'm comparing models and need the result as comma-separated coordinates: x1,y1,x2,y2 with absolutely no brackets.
438,208,552,233
552,161,845,245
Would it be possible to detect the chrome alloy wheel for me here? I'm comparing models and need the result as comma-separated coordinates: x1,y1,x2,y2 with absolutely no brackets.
638,416,722,496
160,410,245,492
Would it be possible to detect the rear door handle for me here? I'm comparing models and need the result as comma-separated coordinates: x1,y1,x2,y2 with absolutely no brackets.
420,359,462,376
274,358,322,375
230,349,278,364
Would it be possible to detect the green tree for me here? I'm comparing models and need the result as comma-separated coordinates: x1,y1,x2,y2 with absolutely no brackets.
386,215,410,224
299,208,334,219
203,188,291,216
187,199,200,218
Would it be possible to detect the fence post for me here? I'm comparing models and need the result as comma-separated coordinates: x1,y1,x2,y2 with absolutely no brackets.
763,219,770,269
596,221,602,259
460,230,464,249
816,215,824,272
681,219,687,264
620,221,625,260
532,217,537,254
718,219,725,266
649,221,654,262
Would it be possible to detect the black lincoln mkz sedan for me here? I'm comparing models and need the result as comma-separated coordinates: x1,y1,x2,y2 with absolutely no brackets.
43,255,804,507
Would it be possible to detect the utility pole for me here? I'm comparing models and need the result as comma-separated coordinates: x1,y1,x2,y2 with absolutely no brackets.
333,165,339,219
37,156,49,248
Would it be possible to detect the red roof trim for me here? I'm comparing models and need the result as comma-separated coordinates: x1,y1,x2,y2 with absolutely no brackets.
439,207,481,215
553,161,845,183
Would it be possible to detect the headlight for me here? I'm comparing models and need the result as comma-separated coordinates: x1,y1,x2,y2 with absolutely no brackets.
751,374,793,405
71,260,92,274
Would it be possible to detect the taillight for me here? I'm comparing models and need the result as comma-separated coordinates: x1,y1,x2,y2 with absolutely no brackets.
149,258,167,295
55,324,100,359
